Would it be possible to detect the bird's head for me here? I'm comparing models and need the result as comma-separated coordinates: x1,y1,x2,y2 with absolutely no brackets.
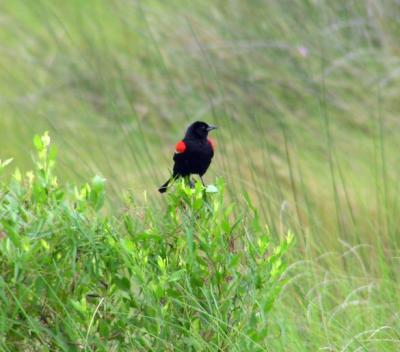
185,121,218,140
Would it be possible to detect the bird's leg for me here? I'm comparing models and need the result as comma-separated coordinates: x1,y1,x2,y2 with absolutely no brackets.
184,175,195,189
200,176,206,187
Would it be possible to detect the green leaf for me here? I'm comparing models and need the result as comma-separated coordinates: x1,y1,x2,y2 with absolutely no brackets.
169,270,185,282
89,175,106,210
33,135,43,151
70,299,87,314
41,131,50,147
114,276,131,291
48,145,58,163
92,175,106,190
0,158,13,168
205,184,218,193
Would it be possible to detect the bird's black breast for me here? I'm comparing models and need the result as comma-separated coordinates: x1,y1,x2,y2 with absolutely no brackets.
173,138,213,176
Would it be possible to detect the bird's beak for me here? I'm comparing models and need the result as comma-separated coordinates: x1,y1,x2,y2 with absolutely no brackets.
207,125,218,132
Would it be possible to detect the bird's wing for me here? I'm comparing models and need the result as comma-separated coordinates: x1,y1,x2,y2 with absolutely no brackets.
175,140,186,153
208,138,215,158
173,140,187,162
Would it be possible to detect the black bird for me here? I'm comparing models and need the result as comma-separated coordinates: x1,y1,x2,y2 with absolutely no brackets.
159,121,217,193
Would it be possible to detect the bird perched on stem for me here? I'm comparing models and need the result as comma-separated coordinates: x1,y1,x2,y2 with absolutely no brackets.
159,121,217,193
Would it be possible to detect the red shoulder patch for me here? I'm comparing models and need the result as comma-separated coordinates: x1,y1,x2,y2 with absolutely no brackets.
175,140,186,153
208,138,215,150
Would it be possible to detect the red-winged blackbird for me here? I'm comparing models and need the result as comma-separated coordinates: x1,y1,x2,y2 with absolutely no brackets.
158,121,217,193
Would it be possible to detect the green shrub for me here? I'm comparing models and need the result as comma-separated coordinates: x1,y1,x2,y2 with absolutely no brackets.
0,134,293,351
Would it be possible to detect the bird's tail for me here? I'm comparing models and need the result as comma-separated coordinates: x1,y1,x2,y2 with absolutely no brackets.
158,178,171,193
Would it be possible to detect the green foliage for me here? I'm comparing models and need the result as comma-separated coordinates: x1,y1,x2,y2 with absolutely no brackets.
0,134,292,351
2,2,400,349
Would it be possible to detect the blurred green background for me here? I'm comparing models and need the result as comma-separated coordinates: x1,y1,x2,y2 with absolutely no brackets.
1,1,400,349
